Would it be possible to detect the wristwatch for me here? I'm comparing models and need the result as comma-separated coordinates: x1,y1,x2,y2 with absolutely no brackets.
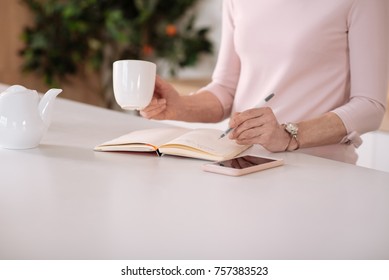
283,122,300,151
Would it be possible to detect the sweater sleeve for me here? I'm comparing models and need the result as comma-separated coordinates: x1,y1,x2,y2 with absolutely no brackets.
332,0,388,147
199,0,240,119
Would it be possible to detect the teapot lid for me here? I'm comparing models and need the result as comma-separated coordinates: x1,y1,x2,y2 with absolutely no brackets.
6,85,29,93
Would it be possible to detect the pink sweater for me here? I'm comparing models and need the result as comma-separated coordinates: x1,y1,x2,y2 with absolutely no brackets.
202,0,388,163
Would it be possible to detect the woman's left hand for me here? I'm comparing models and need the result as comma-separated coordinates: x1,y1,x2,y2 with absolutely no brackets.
228,107,290,152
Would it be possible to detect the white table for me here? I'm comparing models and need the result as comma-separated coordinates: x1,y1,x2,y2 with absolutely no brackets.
0,92,389,260
358,131,389,173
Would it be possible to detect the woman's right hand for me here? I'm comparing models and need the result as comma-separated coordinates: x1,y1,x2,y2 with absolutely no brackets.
139,75,182,120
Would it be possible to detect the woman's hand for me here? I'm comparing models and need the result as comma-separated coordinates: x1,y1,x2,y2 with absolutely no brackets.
140,75,181,120
228,107,290,152
140,76,224,123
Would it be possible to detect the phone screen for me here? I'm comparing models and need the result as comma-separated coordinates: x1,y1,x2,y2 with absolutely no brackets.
215,155,277,169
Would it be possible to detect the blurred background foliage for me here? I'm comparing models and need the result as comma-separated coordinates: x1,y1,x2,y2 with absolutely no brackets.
20,0,213,108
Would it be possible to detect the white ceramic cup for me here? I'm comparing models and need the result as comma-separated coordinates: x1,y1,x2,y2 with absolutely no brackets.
113,60,156,110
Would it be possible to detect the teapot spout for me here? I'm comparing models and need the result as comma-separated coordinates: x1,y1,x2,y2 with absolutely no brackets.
39,88,62,127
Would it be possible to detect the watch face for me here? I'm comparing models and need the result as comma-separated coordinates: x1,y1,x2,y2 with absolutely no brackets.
286,123,298,135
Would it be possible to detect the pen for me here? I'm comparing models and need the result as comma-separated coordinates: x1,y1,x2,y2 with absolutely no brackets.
218,93,275,139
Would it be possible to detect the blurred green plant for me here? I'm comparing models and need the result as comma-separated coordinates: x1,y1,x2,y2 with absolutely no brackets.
20,0,213,107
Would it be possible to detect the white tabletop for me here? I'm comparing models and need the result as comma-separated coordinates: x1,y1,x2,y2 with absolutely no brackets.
0,91,388,260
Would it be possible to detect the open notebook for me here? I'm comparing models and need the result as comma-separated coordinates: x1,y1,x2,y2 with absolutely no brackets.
94,127,251,161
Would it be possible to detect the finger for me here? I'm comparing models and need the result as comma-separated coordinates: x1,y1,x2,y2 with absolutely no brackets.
236,126,263,141
141,98,166,112
233,107,276,129
234,137,259,146
139,104,167,119
140,98,165,113
231,108,265,127
147,98,159,107
230,117,263,139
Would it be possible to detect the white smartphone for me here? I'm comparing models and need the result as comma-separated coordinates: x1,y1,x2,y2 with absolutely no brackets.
202,155,284,176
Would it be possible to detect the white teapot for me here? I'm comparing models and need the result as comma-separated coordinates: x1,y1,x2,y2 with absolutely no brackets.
0,85,62,149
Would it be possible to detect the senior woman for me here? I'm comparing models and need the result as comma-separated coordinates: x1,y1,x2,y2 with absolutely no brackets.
141,0,388,163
